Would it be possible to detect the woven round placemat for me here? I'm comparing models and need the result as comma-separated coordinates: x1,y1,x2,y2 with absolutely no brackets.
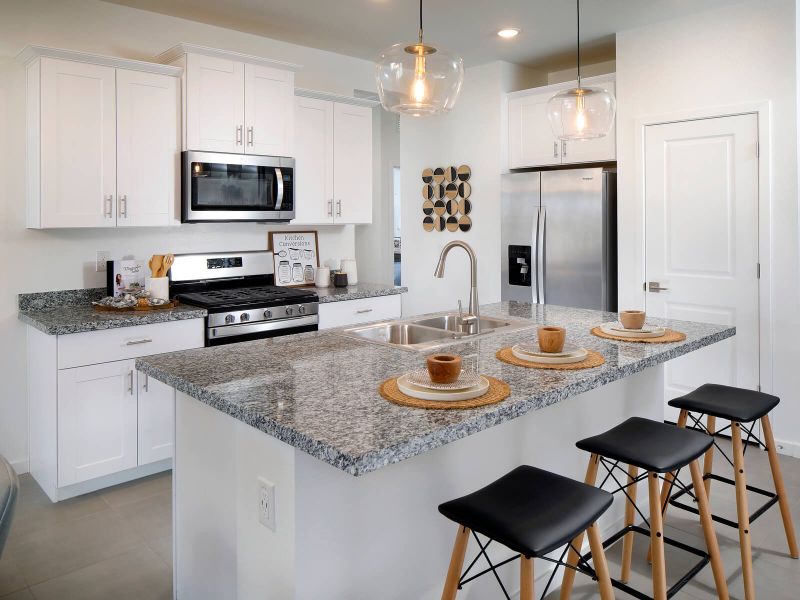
496,347,605,370
379,376,510,410
590,327,686,343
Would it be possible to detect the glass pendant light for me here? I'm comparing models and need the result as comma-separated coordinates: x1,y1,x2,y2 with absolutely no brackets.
547,0,616,140
375,0,464,117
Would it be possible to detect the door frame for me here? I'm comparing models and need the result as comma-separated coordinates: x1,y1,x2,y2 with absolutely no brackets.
633,101,773,395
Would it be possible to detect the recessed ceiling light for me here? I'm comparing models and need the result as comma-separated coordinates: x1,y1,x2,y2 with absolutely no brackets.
497,28,521,39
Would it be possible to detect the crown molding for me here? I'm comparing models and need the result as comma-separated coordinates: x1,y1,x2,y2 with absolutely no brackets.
156,43,302,71
295,87,379,108
16,45,182,77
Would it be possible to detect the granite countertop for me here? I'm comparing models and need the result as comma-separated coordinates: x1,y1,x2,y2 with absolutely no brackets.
302,282,407,303
18,288,207,335
136,302,734,477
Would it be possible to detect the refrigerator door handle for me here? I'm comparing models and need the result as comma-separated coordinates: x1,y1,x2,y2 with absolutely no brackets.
537,207,546,304
533,207,541,303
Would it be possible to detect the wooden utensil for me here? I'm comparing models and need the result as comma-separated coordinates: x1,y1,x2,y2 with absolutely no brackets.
149,255,163,278
160,254,174,277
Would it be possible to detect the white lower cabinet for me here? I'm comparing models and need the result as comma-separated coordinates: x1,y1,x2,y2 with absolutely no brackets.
137,371,175,465
318,295,402,329
57,360,138,487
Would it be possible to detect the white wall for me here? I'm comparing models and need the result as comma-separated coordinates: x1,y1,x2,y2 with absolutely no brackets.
0,0,381,471
547,59,617,85
616,0,800,450
399,62,544,316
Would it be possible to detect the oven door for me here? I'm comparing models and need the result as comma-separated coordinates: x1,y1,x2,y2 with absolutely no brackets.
183,151,295,222
206,315,318,346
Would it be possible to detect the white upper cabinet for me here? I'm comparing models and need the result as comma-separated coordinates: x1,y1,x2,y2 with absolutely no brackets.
20,46,181,229
293,93,374,225
160,44,298,156
38,58,117,228
245,63,294,157
507,74,616,169
116,69,180,227
185,53,245,153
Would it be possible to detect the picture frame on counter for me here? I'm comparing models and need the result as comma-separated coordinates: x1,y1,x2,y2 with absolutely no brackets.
268,231,320,287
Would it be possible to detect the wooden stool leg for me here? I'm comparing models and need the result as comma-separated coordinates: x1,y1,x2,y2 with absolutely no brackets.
441,525,470,600
761,414,799,558
703,415,717,499
520,555,534,600
647,472,668,600
560,454,600,600
731,422,756,600
621,463,639,583
648,409,688,563
587,522,616,600
690,460,730,600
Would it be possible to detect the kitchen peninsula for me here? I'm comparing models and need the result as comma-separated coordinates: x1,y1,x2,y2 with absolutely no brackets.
136,302,734,600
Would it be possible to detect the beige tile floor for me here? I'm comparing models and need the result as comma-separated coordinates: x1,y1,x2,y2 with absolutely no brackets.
0,438,798,599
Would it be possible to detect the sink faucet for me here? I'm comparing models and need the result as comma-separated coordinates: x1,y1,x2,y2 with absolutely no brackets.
434,241,480,333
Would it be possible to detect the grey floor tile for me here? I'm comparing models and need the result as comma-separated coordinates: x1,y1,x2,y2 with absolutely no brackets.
11,509,143,586
111,491,172,545
100,472,171,509
0,554,27,597
145,534,173,567
29,546,171,600
0,588,35,600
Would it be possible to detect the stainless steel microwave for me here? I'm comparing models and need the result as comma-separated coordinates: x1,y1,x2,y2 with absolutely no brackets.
182,151,295,223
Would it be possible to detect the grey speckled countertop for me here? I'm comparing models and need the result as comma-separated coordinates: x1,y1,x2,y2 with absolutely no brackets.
136,302,734,477
301,282,407,303
18,288,207,335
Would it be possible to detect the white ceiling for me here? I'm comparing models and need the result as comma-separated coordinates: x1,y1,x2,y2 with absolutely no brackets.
103,0,742,70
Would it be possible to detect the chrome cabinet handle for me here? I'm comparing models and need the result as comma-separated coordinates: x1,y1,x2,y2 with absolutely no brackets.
648,282,669,293
247,126,254,146
336,199,342,217
327,199,334,217
118,194,127,218
355,308,373,314
104,195,113,218
143,372,149,392
553,141,558,158
127,370,134,395
562,140,567,158
236,125,243,145
125,338,153,346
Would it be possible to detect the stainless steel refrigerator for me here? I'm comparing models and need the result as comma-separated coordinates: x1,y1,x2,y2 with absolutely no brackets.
501,168,617,311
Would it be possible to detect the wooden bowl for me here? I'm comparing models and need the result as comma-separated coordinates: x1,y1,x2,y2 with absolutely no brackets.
619,310,646,330
537,326,566,353
426,354,462,384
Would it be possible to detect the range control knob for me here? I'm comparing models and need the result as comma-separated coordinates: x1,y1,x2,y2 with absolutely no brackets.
224,314,235,325
240,312,250,322
297,304,306,315
263,309,273,319
285,306,294,316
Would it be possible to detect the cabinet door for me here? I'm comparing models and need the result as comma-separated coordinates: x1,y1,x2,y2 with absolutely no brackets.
293,97,334,224
40,58,117,228
185,54,245,153
138,371,175,465
57,360,138,486
559,80,617,165
116,70,180,227
508,93,561,169
244,64,294,157
332,103,373,224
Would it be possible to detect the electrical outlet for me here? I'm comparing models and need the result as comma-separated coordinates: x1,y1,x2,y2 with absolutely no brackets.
258,477,276,531
96,251,110,272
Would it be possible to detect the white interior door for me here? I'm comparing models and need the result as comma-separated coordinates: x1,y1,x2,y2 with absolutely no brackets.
116,69,180,227
644,114,760,421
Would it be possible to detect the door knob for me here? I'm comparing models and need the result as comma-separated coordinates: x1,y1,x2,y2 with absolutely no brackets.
648,281,669,292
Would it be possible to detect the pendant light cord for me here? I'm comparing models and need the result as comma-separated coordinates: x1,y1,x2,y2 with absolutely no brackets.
418,0,424,43
576,0,581,86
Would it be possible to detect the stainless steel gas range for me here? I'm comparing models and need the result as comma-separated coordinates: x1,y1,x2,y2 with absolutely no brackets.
170,251,318,346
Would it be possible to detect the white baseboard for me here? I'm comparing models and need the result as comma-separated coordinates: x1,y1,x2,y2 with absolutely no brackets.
773,437,800,458
10,458,30,475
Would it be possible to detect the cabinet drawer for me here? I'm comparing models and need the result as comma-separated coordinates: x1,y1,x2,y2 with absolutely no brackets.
58,319,204,369
318,295,402,330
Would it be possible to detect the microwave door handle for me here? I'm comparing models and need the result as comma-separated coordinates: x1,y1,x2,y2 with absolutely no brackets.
274,168,284,211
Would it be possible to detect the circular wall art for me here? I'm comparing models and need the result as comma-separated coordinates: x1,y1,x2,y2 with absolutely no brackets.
421,166,473,234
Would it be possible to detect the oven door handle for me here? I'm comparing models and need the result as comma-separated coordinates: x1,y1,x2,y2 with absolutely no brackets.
274,168,284,211
209,314,317,339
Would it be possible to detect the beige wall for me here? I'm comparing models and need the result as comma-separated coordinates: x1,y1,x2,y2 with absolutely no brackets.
0,0,381,471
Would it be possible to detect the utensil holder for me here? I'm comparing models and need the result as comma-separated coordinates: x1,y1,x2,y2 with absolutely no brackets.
148,277,170,301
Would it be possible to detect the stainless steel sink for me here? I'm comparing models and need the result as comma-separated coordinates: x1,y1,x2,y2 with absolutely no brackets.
410,314,515,335
340,313,534,350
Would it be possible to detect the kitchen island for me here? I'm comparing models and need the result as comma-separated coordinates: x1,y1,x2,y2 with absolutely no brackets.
136,302,734,600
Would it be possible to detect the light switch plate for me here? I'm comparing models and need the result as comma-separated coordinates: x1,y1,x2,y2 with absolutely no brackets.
95,251,110,272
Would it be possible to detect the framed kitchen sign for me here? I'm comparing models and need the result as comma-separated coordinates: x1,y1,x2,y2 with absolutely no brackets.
268,231,320,286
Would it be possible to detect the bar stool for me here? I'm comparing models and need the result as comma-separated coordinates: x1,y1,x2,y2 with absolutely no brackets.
658,384,799,600
560,417,729,600
438,465,616,600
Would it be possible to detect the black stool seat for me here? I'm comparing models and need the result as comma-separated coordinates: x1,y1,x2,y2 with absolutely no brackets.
438,465,612,557
668,383,779,423
576,417,713,473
